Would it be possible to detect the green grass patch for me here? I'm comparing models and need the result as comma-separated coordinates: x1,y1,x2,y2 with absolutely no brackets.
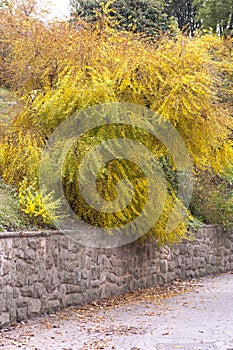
0,181,25,231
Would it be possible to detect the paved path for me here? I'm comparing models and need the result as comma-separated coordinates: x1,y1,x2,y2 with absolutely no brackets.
0,273,232,350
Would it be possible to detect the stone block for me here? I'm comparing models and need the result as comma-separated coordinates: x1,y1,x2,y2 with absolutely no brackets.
24,249,36,263
185,258,193,269
1,262,10,276
47,299,60,312
33,283,48,299
13,288,20,299
28,238,41,250
66,293,83,307
21,287,33,297
62,272,76,284
28,299,41,314
45,254,54,270
0,312,10,326
193,245,200,257
17,306,28,321
160,260,168,274
12,238,20,249
106,272,123,285
66,284,81,294
168,261,176,271
105,282,120,297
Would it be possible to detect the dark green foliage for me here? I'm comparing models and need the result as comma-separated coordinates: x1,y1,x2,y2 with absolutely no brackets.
70,0,171,38
164,0,199,35
190,169,233,227
0,179,24,231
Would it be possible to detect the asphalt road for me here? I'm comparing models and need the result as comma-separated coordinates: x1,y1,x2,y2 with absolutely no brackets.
0,273,232,350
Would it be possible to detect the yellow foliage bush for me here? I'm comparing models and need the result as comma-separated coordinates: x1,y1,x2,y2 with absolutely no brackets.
0,15,232,243
27,31,233,173
0,128,44,184
18,179,62,225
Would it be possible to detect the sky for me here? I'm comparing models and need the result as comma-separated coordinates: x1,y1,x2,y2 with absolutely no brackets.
39,0,71,20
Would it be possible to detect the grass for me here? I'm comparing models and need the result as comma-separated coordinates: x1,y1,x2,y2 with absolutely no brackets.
0,186,24,231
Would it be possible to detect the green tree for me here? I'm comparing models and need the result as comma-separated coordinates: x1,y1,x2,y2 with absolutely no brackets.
194,0,233,36
165,0,199,35
70,0,171,38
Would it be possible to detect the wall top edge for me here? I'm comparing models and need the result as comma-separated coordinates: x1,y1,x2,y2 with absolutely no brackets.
0,224,230,240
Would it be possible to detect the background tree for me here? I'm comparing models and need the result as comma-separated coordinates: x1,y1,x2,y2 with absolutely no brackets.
164,0,199,35
194,0,233,36
0,0,39,87
70,0,171,38
0,2,87,93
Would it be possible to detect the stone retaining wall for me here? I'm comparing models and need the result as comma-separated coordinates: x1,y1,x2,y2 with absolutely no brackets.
0,226,232,327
